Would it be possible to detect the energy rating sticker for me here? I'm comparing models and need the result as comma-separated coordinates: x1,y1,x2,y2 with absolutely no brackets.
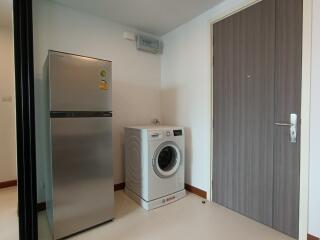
99,80,109,90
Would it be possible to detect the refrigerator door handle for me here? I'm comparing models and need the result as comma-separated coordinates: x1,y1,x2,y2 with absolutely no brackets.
50,111,112,118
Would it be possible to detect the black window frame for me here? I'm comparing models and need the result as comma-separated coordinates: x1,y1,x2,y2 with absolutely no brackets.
13,0,38,239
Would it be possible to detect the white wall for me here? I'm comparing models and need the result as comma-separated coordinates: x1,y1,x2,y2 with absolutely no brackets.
0,26,16,183
308,0,320,237
33,0,161,202
161,0,257,193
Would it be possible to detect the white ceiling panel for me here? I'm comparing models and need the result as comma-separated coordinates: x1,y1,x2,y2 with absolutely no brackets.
52,0,222,36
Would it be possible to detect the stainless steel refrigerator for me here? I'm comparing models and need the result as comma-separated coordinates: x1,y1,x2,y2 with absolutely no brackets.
46,50,114,240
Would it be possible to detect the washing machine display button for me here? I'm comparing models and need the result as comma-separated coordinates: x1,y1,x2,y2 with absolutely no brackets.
173,129,183,136
166,131,171,137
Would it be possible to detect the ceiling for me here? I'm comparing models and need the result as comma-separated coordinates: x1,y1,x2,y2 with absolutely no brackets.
0,0,12,28
52,0,222,36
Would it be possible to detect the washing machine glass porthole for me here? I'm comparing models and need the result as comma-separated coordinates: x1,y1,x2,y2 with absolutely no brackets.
153,142,181,178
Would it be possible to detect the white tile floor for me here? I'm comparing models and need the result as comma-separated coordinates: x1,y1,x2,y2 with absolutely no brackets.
0,187,19,240
37,190,294,240
0,187,294,240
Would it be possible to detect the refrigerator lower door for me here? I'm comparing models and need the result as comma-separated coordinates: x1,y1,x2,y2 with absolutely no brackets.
51,116,113,239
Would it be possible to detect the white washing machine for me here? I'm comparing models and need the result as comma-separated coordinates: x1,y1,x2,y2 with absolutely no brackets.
124,125,186,210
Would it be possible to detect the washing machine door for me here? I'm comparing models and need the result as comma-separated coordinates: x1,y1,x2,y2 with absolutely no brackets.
153,141,181,178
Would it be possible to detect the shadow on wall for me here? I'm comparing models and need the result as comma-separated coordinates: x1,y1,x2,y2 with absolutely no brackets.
114,80,161,185
160,87,193,185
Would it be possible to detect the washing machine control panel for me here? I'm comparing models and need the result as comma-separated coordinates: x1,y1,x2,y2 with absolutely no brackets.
150,129,183,140
173,129,183,136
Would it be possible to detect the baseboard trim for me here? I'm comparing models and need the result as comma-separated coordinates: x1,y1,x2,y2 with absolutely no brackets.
115,182,208,199
37,202,46,212
185,184,207,199
0,180,17,189
308,234,320,240
114,182,125,191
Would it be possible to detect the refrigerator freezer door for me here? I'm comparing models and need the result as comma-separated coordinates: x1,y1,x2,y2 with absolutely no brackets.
51,116,113,239
49,51,112,111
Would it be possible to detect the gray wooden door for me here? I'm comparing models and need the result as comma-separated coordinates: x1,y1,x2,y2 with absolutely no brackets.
212,0,276,227
273,0,302,237
212,0,302,238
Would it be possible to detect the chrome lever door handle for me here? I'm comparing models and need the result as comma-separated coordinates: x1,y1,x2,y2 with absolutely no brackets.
274,122,292,126
274,113,297,143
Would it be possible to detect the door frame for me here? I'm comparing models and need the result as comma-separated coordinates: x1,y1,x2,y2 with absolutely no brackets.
13,0,38,239
208,0,312,239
